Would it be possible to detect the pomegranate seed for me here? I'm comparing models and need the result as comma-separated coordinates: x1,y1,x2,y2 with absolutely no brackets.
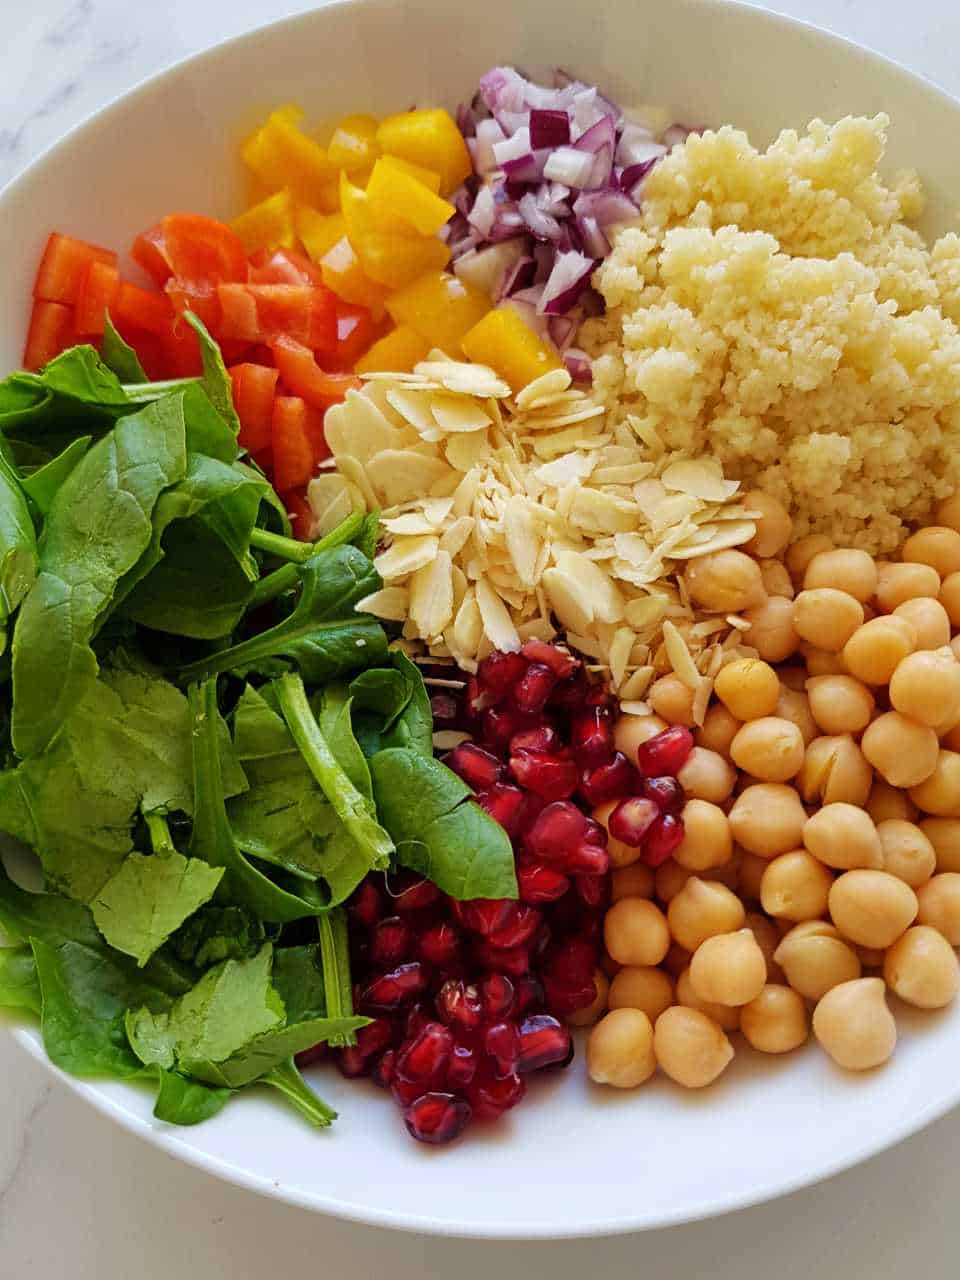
569,706,614,766
517,861,571,904
488,904,543,950
476,782,525,837
370,1048,396,1089
469,1070,526,1120
640,775,684,814
294,1042,327,1068
585,684,614,709
509,724,561,754
396,1021,453,1085
636,725,694,776
484,1021,520,1077
448,1041,480,1088
449,742,504,791
581,817,607,846
609,796,660,847
472,940,531,976
512,663,557,714
436,979,484,1032
356,1018,394,1059
479,974,515,1021
405,1002,432,1039
463,899,514,937
336,1045,370,1077
521,639,579,677
465,676,485,716
575,873,607,907
363,962,429,1009
544,937,597,987
543,973,598,1016
389,874,441,913
391,1073,426,1106
512,973,545,1016
348,880,383,928
644,812,685,866
516,789,549,835
579,752,639,805
418,922,462,970
369,916,413,967
477,650,528,699
517,1014,572,1072
430,692,460,725
482,705,527,751
404,1092,472,1145
565,841,611,876
525,800,589,861
509,750,579,800
549,670,590,710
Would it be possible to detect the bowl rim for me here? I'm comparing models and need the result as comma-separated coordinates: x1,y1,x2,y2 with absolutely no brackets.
4,0,960,1239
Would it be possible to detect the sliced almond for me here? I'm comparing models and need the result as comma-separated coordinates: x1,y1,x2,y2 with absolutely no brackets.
433,730,473,750
374,535,439,580
446,432,492,472
364,450,451,507
306,473,364,536
661,458,740,502
476,577,520,651
502,495,543,588
663,619,701,690
355,586,409,621
334,453,380,511
431,394,492,433
451,586,483,657
514,367,572,409
668,519,757,557
543,567,594,633
608,626,636,689
619,666,655,700
381,512,440,536
409,550,454,640
440,516,476,558
553,547,625,623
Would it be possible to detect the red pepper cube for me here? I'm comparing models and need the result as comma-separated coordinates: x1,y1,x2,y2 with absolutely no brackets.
230,362,279,454
23,299,73,370
271,334,361,410
113,280,172,337
165,278,220,334
74,260,121,337
131,224,172,288
160,214,247,285
281,489,314,541
332,302,376,369
271,395,315,492
33,232,118,305
249,246,323,286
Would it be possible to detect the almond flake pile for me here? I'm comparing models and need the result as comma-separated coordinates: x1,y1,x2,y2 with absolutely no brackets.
311,352,764,703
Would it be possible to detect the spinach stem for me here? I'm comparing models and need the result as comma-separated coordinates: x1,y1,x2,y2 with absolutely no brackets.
263,1059,337,1124
317,910,356,1049
145,813,175,854
120,377,201,402
249,528,317,564
246,512,368,611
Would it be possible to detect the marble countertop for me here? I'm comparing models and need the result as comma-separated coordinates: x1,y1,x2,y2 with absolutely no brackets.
3,1,960,1275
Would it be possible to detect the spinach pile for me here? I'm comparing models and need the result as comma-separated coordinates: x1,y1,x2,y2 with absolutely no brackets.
0,318,515,1131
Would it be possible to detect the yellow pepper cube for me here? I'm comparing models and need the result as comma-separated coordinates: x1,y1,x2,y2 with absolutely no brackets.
339,171,376,245
366,159,456,237
387,271,491,353
320,237,391,319
231,189,297,254
461,307,562,392
328,113,380,170
355,325,431,374
376,108,473,194
378,155,442,194
241,109,337,207
358,233,451,289
296,206,347,263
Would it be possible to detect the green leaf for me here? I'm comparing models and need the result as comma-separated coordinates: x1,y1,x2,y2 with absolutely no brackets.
353,512,381,561
170,904,269,970
183,312,242,437
232,684,300,764
0,452,39,624
317,686,373,800
261,1059,335,1127
153,1069,231,1125
317,908,356,1047
355,651,433,758
101,315,148,383
370,749,518,900
271,944,326,1021
0,945,42,1013
19,436,92,515
180,384,240,464
91,851,224,966
11,393,188,757
19,345,130,410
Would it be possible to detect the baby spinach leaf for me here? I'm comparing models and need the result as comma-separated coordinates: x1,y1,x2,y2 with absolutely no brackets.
153,1069,231,1125
180,383,239,464
11,393,188,757
171,904,270,971
19,345,131,411
91,851,224,966
232,684,299,764
272,944,326,1021
349,668,410,732
183,312,242,437
0,456,38,628
370,749,518,901
317,686,372,800
261,1059,336,1127
353,512,381,561
186,1013,364,1089
101,315,148,383
19,436,92,515
317,908,356,1047
228,776,327,879
0,945,42,1013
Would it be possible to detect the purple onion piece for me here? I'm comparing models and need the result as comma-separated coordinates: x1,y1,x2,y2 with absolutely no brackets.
563,348,593,382
539,250,596,315
530,108,571,149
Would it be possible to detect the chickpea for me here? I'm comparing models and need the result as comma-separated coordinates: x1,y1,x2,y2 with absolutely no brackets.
919,818,960,873
673,799,733,872
677,746,736,804
663,940,692,978
953,636,960,662
743,596,798,663
654,1006,734,1088
776,685,818,745
876,820,936,888
760,850,833,921
828,870,918,948
759,558,795,599
738,852,769,900
804,548,878,603
667,876,745,953
706,852,741,893
647,674,696,727
676,965,740,1031
684,549,767,613
884,926,960,1009
916,873,960,943
842,616,916,685
740,984,809,1054
892,598,951,650
604,898,670,967
608,966,674,1020
806,675,875,736
812,978,897,1070
909,749,960,816
695,703,742,759
742,489,793,558
889,649,960,730
730,717,805,783
799,735,873,807
586,1008,656,1088
729,784,807,858
875,561,941,612
743,911,785,982
774,921,862,1000
867,779,917,824
802,803,881,871
689,929,767,1007
902,526,960,579
941,719,960,751
936,495,960,532
793,589,864,652
801,646,848,677
862,712,940,788
786,534,834,581
938,571,960,628
714,658,780,721
611,863,654,902
614,714,669,767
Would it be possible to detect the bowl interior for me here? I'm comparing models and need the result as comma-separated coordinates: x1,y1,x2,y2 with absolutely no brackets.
4,0,960,1238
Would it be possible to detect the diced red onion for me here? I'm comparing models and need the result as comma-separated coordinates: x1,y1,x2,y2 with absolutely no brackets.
620,158,660,197
538,250,595,315
479,67,527,113
456,102,477,139
453,240,527,297
501,295,551,341
519,192,563,242
576,215,609,259
493,126,532,166
572,188,639,228
563,348,593,382
474,118,506,174
529,109,571,149
543,146,595,188
616,128,667,168
589,144,614,188
500,254,536,299
536,181,572,214
503,150,550,183
468,185,496,237
573,114,617,156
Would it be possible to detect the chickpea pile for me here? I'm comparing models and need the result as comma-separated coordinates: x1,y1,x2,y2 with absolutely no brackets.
585,497,960,1092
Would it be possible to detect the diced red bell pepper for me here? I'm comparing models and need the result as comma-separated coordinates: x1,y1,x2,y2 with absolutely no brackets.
282,489,314,541
219,339,252,363
131,224,172,288
165,278,221,333
161,214,247,285
271,335,361,410
217,283,335,353
158,315,204,378
303,402,331,465
230,362,279,454
248,246,323,287
34,232,118,305
23,299,73,370
271,395,316,492
74,260,120,337
114,280,172,337
330,302,377,370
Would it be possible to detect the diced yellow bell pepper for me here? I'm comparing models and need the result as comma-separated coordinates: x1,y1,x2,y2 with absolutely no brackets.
359,233,451,289
339,171,376,245
231,188,297,254
387,271,491,354
461,307,563,392
376,108,473,195
328,113,380,171
378,155,442,194
355,325,431,374
242,109,337,207
320,236,391,318
366,159,456,237
296,206,347,263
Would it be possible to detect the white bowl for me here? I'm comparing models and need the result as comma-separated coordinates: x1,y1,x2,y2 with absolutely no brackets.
4,0,960,1240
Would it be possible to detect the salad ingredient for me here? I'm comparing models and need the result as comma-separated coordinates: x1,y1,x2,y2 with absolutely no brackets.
773,924,861,1002
739,985,808,1054
812,978,897,1071
653,1005,733,1088
688,929,766,1007
883,925,960,1008
460,308,561,391
916,873,960,944
604,898,670,967
586,1007,656,1088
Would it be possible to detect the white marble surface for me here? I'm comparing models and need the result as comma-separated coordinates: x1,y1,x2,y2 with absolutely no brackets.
3,0,960,1274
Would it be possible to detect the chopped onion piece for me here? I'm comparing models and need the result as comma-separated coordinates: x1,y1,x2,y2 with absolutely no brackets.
538,250,595,315
543,146,595,188
493,126,532,165
519,192,563,242
474,117,506,173
530,108,572,149
453,239,528,297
